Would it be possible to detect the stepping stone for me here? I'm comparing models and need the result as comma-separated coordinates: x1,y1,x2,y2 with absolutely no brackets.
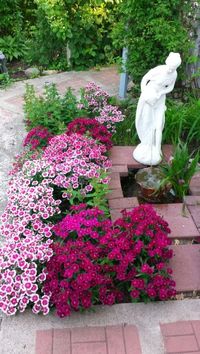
170,245,200,292
153,204,200,240
110,146,143,168
35,324,142,354
160,320,200,353
187,204,200,229
109,197,139,210
110,145,173,167
106,188,124,200
110,164,128,176
190,173,200,196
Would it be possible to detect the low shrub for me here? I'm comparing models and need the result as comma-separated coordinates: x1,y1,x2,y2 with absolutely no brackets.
44,204,175,317
24,84,87,135
43,204,115,317
104,205,176,303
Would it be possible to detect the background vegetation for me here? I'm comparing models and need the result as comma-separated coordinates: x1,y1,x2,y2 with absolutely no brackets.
113,0,200,89
1,0,199,81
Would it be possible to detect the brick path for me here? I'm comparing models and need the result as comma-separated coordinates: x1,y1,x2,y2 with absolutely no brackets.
161,320,200,353
35,325,142,354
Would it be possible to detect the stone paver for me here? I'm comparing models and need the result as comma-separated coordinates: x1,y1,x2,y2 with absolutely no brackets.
161,320,200,353
190,173,200,196
35,325,142,354
169,245,200,292
108,197,139,210
153,203,200,240
110,145,172,167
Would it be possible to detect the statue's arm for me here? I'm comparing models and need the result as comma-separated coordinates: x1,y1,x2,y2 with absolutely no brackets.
140,70,153,92
140,66,163,92
158,73,177,96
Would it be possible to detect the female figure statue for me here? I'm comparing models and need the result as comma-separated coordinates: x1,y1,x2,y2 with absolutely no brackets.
133,52,181,165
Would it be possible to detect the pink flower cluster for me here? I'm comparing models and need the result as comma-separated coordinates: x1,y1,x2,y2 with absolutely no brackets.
82,82,124,133
0,172,61,315
82,82,110,112
42,133,111,195
96,105,124,133
66,117,113,151
0,133,111,316
23,126,53,150
43,204,176,317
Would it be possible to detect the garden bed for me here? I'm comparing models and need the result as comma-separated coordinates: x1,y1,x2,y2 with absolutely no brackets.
0,82,200,320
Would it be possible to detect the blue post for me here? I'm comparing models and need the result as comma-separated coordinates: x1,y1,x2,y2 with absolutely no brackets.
119,47,129,99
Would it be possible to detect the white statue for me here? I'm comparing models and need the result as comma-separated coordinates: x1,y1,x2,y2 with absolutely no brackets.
133,52,181,165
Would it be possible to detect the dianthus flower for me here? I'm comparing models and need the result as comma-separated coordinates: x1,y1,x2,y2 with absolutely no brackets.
100,204,176,302
66,117,113,151
80,82,124,133
0,169,61,315
81,82,110,112
44,205,118,318
23,126,53,150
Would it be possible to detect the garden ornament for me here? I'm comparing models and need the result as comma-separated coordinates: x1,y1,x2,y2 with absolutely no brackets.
133,52,181,165
0,51,8,73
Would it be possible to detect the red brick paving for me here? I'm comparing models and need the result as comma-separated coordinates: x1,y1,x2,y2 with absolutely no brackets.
110,145,172,167
153,203,200,240
35,324,142,354
187,205,200,229
108,197,139,210
161,321,200,353
109,172,122,190
107,188,124,200
169,245,200,292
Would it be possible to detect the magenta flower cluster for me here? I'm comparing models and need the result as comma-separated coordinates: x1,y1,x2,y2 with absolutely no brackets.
23,126,53,151
43,204,116,317
66,117,113,151
104,205,176,302
43,204,176,317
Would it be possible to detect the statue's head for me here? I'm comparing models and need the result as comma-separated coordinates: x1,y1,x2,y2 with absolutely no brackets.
165,52,181,72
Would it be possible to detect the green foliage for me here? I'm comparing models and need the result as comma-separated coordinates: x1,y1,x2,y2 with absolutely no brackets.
112,98,138,145
0,36,27,62
113,0,199,87
163,97,200,148
160,141,199,201
34,0,121,69
24,9,68,69
0,0,22,36
24,83,87,134
68,171,110,214
116,96,200,148
0,73,13,88
0,1,27,62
